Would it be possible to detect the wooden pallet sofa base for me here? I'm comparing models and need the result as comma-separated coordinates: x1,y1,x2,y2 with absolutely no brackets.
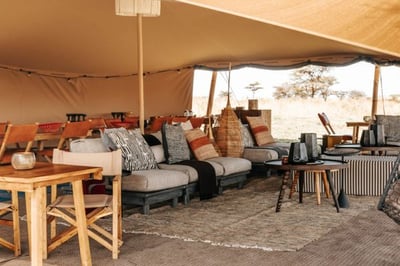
121,185,186,215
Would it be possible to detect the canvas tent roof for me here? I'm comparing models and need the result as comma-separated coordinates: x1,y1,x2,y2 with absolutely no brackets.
0,0,399,77
0,0,399,123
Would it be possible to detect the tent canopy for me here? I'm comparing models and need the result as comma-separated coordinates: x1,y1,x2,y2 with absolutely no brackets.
0,0,399,77
0,0,399,123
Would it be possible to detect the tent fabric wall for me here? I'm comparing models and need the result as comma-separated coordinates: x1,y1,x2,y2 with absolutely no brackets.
1,0,400,122
0,68,193,124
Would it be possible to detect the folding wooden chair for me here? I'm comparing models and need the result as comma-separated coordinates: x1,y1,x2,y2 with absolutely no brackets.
37,120,92,163
48,149,123,259
318,112,353,141
0,123,39,165
0,190,21,256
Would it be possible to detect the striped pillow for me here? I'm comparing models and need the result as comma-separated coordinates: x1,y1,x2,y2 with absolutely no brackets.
185,128,219,160
246,116,275,146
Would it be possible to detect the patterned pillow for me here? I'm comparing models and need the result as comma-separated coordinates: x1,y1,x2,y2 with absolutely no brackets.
246,116,275,146
185,128,219,160
161,123,191,164
240,123,255,147
103,128,158,171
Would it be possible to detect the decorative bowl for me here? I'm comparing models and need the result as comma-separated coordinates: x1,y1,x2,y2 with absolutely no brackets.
11,152,36,170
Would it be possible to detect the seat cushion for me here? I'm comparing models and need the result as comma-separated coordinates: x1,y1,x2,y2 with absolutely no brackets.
158,163,199,183
205,157,251,176
243,147,280,163
122,169,189,192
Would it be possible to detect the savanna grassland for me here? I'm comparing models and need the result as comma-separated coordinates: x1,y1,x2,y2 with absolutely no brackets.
192,96,400,142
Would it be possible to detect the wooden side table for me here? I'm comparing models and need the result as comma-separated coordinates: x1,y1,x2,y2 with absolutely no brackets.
265,159,348,213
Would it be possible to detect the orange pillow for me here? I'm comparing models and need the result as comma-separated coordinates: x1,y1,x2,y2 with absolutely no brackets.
246,116,275,146
185,128,219,160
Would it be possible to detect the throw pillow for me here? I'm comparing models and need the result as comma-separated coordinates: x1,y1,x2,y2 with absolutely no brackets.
142,134,161,146
161,123,191,164
185,128,219,160
103,128,158,171
246,116,275,146
240,123,255,147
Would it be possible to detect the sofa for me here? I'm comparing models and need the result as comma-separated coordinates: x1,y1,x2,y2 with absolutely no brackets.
70,125,251,215
233,110,290,173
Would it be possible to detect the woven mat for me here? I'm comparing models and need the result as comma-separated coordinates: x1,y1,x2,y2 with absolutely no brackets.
103,177,379,251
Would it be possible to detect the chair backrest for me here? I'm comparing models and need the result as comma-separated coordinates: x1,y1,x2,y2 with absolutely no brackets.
0,121,9,135
318,112,335,135
0,123,39,161
52,148,122,176
88,118,107,131
57,121,92,149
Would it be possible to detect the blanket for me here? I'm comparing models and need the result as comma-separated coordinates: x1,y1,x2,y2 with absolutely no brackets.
177,160,217,200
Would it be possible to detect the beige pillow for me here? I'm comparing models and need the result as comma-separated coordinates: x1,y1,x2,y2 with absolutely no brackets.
246,116,275,146
185,128,219,160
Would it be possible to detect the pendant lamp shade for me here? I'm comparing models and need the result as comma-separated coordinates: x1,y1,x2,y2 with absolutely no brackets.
115,0,161,17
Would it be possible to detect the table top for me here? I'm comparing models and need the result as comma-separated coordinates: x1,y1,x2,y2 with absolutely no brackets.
323,148,361,156
264,159,348,171
346,121,370,127
0,162,102,191
360,145,400,150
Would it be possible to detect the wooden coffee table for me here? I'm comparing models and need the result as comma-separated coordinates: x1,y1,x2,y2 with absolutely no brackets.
264,159,348,213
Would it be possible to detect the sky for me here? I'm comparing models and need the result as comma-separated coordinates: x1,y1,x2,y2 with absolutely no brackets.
193,61,400,100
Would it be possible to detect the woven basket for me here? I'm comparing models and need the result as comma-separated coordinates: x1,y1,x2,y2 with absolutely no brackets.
215,105,244,157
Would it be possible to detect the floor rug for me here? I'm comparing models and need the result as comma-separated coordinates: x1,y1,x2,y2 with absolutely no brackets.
104,176,379,251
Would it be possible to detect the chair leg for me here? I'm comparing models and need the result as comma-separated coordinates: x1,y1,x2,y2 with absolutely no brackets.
314,172,321,205
289,171,298,199
11,191,21,256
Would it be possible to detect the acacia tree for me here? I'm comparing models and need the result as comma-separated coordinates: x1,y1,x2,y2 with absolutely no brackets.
275,65,337,100
244,81,264,99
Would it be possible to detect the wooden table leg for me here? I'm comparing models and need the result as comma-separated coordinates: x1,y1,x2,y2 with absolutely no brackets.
299,171,304,203
30,187,45,266
276,170,290,212
71,178,92,266
352,126,358,143
325,170,340,213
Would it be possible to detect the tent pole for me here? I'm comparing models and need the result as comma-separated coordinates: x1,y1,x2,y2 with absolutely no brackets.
137,14,145,133
206,71,217,137
206,71,217,117
371,65,380,119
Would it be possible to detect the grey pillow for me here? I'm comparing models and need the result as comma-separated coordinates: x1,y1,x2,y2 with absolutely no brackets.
103,128,158,171
162,123,191,164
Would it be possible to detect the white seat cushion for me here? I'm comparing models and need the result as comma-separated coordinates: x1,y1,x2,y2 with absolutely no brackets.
122,169,189,192
158,163,198,183
205,157,251,176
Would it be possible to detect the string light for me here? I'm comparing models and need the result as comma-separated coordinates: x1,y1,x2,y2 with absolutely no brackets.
0,65,193,82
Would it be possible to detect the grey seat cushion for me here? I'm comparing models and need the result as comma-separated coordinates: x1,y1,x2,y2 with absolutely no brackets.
242,142,290,163
205,157,251,176
243,147,279,162
122,169,189,192
158,163,199,183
